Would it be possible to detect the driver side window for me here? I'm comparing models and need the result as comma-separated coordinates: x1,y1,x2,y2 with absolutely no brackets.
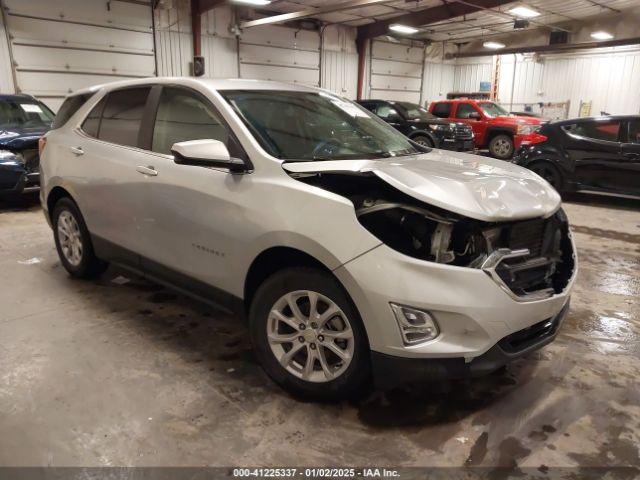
455,103,479,119
376,104,398,119
151,87,230,155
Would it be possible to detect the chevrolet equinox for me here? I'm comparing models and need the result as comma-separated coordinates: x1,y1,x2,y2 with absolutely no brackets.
40,78,577,400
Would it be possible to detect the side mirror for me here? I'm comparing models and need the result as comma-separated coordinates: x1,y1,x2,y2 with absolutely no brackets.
468,112,482,120
171,139,247,173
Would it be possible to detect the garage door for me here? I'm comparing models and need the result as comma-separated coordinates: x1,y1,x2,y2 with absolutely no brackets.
370,40,423,103
239,25,320,87
3,0,155,111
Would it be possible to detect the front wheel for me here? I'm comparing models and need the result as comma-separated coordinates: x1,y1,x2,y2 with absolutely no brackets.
53,197,109,278
412,135,434,148
249,268,370,400
489,134,514,159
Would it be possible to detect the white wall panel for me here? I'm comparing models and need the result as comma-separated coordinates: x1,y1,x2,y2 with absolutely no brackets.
452,60,493,93
0,9,15,93
4,0,154,111
369,40,423,103
239,25,320,87
422,61,455,107
320,24,357,99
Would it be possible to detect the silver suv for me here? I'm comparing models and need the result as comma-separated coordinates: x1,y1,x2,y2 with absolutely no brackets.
40,78,577,400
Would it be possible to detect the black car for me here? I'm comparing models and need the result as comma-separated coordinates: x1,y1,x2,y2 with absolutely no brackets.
357,99,474,151
0,94,54,197
514,115,640,197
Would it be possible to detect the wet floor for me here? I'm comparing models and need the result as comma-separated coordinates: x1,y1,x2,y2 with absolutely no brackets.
0,193,638,471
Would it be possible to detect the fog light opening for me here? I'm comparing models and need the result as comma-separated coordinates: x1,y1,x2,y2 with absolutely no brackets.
390,303,440,345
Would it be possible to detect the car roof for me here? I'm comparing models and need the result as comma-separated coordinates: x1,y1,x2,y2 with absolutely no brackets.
550,115,640,126
69,77,324,98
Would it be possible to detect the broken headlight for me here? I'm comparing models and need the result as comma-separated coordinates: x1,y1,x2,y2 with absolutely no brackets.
356,198,491,267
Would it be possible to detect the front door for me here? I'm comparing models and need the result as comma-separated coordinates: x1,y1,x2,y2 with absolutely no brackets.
619,119,640,196
453,102,484,145
132,85,250,296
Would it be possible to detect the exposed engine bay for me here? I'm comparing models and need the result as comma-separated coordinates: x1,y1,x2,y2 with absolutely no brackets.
293,171,575,298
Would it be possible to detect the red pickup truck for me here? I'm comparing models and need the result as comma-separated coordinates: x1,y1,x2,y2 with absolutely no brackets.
429,99,544,159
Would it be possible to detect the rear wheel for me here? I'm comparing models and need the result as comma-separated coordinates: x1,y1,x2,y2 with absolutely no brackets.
53,197,109,278
412,135,434,148
249,267,370,400
489,134,514,159
529,161,564,192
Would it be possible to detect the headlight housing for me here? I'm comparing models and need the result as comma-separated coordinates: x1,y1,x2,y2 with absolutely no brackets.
429,123,455,131
517,124,538,135
0,150,23,165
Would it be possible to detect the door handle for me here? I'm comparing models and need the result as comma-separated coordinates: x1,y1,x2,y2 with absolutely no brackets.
136,165,158,177
70,146,84,156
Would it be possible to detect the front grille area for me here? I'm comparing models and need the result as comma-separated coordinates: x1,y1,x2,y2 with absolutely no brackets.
453,124,473,140
22,149,40,173
495,210,575,297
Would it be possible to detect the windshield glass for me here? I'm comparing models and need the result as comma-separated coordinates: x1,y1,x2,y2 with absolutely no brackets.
478,101,509,118
221,90,421,161
394,102,436,121
0,99,54,129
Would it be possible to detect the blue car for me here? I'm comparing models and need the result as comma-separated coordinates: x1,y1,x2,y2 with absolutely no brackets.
0,94,54,197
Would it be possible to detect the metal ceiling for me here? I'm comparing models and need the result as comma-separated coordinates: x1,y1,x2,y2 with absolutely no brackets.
259,0,639,41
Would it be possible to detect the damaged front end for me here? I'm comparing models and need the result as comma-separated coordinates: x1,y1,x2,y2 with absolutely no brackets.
295,172,575,301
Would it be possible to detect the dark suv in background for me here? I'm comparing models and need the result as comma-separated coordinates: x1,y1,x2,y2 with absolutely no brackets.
358,99,474,151
514,115,640,197
0,94,54,197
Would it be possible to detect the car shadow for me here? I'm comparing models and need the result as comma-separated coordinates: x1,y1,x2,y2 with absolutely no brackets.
56,262,538,428
0,191,41,211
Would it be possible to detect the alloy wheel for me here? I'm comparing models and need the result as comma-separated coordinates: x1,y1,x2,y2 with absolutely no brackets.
267,290,355,383
493,138,512,158
57,210,84,266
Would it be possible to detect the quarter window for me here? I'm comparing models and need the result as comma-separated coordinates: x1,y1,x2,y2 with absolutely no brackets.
563,120,621,142
431,103,451,118
81,97,105,138
152,87,229,155
98,87,151,147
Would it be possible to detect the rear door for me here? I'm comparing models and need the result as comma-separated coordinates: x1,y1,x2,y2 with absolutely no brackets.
620,118,640,196
561,119,628,193
74,85,155,258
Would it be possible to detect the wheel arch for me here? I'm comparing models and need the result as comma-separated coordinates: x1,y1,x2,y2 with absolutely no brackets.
485,127,514,145
47,186,76,221
408,130,437,146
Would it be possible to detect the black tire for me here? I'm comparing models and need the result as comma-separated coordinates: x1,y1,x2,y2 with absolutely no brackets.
529,161,564,192
249,267,371,401
52,197,109,279
412,135,434,148
488,134,514,159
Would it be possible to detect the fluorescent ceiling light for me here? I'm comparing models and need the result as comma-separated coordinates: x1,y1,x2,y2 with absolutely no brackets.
231,0,271,5
389,24,419,34
483,41,506,49
507,5,541,18
591,31,614,40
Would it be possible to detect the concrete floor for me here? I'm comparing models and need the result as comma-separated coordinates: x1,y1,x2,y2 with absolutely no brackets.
0,193,639,470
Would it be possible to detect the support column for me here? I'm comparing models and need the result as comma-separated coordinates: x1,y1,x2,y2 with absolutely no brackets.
356,37,367,100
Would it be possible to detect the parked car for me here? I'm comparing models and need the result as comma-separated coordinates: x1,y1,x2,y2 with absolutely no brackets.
0,94,54,197
40,78,576,400
514,115,640,197
357,99,474,151
429,99,543,159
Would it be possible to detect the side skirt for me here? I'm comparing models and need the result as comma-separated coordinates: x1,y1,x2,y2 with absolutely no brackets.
92,235,246,319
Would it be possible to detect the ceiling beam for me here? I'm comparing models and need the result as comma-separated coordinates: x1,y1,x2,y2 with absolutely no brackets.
240,0,395,29
452,36,640,58
356,0,516,40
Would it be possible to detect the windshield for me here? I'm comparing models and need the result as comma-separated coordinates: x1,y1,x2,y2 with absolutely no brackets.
221,90,421,161
478,101,509,118
394,102,436,121
0,99,54,129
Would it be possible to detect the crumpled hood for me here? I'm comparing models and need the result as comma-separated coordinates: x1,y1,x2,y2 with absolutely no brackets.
282,149,561,222
0,127,49,150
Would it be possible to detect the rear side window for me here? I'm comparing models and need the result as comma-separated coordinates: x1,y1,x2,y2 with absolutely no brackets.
81,97,106,138
563,120,621,142
432,103,451,118
98,87,151,147
52,94,91,129
628,120,640,144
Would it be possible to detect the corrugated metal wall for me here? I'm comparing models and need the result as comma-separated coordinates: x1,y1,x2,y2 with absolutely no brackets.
321,25,358,99
452,58,493,94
